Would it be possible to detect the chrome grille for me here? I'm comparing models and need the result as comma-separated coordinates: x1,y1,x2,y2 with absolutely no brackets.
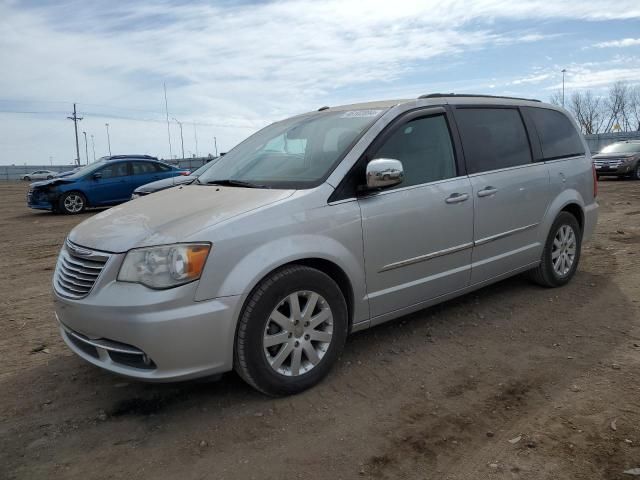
594,157,624,168
54,240,110,299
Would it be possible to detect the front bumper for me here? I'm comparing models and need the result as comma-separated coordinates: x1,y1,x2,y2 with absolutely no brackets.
594,163,633,176
27,188,54,210
53,260,245,381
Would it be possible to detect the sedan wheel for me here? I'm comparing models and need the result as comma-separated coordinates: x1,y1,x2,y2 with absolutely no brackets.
60,192,86,214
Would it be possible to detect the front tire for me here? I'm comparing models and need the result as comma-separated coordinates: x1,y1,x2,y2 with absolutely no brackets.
23,176,31,181
59,191,86,214
234,265,348,396
528,212,582,288
632,163,640,181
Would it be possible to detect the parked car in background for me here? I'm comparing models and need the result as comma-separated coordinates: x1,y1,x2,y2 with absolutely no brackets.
28,155,187,214
593,140,640,180
53,94,597,395
131,158,220,199
22,170,57,181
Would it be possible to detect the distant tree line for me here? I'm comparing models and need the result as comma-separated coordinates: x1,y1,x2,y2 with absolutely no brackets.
549,81,640,135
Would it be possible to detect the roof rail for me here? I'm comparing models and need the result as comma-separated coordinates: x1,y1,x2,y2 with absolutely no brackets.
418,93,541,103
106,154,159,161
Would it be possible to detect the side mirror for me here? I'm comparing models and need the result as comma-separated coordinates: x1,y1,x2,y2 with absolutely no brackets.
366,158,404,189
93,172,102,180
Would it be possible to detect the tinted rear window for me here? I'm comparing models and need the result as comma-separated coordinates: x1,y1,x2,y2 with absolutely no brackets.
455,108,532,174
527,107,584,160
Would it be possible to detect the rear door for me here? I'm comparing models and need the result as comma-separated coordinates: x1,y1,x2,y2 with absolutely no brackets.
130,161,163,193
358,108,474,319
452,106,552,284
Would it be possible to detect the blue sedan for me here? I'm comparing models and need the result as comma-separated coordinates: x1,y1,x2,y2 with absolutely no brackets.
27,155,187,214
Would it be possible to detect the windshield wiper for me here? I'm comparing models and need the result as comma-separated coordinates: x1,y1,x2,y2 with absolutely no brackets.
202,179,269,189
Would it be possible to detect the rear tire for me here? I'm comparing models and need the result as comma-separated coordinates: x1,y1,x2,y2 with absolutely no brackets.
632,163,640,181
234,265,348,396
59,191,86,214
528,212,582,288
24,176,31,181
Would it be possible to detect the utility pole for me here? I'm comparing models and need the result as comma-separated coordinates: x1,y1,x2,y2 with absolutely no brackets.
214,136,218,157
193,122,199,157
90,134,96,162
173,117,185,159
164,83,173,159
105,123,112,156
561,69,567,107
82,132,89,165
67,103,83,166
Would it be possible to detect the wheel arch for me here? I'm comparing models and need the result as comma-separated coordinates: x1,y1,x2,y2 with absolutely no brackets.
234,257,356,334
539,190,586,244
58,189,89,209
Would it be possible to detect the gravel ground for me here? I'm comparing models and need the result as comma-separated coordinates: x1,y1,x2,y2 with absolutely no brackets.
0,179,639,480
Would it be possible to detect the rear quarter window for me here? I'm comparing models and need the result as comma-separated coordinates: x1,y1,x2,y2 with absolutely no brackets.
526,107,585,160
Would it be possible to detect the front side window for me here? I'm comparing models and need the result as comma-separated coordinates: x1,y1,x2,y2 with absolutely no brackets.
197,109,385,189
455,108,532,174
97,162,129,179
526,107,584,160
372,114,457,188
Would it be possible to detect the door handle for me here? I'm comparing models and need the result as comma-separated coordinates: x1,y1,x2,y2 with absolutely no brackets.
445,192,469,204
477,186,498,197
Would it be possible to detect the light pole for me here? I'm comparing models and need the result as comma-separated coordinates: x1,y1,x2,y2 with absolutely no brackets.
105,123,112,156
561,69,567,107
90,134,96,162
214,136,218,157
193,122,199,157
82,131,89,165
172,117,185,159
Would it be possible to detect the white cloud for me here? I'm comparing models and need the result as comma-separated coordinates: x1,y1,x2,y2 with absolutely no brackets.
593,38,640,48
2,0,640,163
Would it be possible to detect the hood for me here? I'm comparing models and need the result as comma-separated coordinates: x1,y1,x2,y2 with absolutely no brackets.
592,152,637,159
135,175,194,194
68,184,295,253
31,177,75,188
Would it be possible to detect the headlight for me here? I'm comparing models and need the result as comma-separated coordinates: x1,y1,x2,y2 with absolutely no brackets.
117,243,211,289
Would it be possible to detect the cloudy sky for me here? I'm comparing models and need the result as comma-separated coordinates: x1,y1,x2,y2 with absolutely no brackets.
1,0,640,165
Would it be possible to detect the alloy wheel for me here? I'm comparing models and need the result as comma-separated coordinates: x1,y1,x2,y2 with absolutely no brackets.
263,290,333,377
551,224,576,277
64,194,84,213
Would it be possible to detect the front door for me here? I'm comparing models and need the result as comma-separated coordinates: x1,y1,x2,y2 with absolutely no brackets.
452,106,552,284
358,110,474,319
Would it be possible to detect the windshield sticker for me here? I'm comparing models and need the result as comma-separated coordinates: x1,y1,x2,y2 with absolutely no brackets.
340,109,383,118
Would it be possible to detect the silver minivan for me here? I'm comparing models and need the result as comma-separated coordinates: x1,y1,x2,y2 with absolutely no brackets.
53,94,598,395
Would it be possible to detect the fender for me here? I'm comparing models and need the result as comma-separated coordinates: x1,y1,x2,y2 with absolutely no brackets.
537,188,586,245
212,234,368,325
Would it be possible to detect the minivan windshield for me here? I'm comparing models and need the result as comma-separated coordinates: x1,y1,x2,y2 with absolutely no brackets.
600,142,640,154
197,109,385,189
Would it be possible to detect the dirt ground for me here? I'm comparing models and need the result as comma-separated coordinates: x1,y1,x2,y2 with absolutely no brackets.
0,179,639,480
